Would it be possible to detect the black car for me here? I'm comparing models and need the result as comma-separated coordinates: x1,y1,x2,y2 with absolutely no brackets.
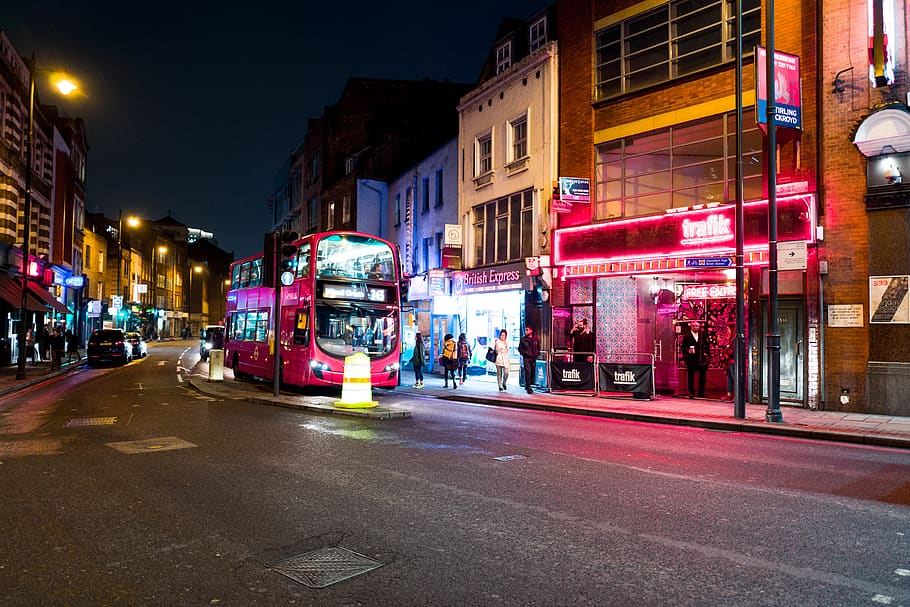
200,325,225,362
87,329,133,366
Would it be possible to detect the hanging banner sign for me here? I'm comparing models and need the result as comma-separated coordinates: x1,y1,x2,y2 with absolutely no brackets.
755,46,803,130
598,363,653,395
549,360,595,391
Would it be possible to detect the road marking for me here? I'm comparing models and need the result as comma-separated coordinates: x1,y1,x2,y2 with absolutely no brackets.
157,361,167,366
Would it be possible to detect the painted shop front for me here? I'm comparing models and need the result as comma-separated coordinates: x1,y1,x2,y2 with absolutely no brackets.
552,193,819,406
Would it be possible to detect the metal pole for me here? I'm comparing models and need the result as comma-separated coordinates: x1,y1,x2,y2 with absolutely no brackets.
270,232,281,396
16,55,36,380
765,1,783,422
734,0,746,419
116,209,122,330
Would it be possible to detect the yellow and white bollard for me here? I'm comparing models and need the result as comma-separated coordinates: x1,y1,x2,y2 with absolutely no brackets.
334,352,378,408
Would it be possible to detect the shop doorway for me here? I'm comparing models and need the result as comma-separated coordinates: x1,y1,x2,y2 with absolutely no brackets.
762,300,804,404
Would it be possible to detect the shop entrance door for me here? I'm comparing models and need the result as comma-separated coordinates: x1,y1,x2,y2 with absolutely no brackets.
653,308,680,395
762,300,804,404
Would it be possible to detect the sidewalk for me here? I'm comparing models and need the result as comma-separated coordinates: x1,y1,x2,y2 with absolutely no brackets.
4,355,908,450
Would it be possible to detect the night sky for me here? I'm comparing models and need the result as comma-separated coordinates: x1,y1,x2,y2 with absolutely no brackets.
2,1,550,259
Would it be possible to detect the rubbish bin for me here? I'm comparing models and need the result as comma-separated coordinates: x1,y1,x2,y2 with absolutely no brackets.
208,349,224,381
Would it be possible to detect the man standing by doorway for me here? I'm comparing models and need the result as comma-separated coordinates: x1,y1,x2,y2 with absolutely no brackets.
681,321,710,398
518,326,541,394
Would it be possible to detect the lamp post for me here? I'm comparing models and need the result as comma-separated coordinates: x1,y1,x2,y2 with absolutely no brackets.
16,55,77,380
116,211,140,330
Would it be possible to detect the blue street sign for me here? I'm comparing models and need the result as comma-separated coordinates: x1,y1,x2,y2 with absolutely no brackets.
685,257,733,268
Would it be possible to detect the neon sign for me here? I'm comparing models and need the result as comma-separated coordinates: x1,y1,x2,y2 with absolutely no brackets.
681,214,732,246
553,193,815,267
682,284,737,299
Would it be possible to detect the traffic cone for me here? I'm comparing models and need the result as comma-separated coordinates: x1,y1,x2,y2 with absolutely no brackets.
334,352,378,408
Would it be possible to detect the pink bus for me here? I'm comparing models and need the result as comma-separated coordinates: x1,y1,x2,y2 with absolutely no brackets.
224,231,402,388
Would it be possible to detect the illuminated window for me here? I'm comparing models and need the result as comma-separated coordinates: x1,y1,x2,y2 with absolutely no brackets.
394,192,401,226
472,189,533,265
342,195,351,224
595,0,761,100
594,108,763,220
327,201,335,231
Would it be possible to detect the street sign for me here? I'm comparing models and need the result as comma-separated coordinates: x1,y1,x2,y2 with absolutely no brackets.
558,177,590,203
777,240,807,270
111,295,123,310
685,257,733,268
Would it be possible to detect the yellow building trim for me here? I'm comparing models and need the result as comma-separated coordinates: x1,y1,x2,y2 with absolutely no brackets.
594,91,756,144
594,0,666,30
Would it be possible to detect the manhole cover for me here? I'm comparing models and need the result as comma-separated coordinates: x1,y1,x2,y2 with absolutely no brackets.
65,417,118,428
105,436,197,454
271,547,382,588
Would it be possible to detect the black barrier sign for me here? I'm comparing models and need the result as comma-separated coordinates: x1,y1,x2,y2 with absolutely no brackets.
598,363,653,395
550,360,595,391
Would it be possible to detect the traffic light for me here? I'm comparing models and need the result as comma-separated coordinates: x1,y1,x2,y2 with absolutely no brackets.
262,231,278,287
278,231,299,283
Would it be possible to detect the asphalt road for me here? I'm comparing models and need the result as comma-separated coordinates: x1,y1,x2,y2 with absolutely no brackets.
1,341,908,606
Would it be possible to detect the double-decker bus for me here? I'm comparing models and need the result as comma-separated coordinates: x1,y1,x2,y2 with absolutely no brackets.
224,231,402,388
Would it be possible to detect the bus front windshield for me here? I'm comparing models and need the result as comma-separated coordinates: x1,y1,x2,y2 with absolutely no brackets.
315,303,398,359
315,234,396,281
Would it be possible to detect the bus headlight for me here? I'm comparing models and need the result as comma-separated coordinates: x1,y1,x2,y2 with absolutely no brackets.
309,360,330,371
384,362,400,372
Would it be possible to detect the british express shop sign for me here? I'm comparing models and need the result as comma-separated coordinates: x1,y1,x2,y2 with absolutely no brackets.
554,194,816,276
451,262,528,296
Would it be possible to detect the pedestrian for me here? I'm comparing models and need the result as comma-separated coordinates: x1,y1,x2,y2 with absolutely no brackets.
456,333,472,385
518,326,541,394
441,333,458,389
569,318,594,362
411,332,426,388
65,329,80,362
38,325,50,361
493,329,510,391
681,321,710,398
25,328,37,364
50,327,66,370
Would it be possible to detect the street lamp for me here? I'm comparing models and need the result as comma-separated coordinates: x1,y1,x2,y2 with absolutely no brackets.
116,211,140,329
16,55,77,380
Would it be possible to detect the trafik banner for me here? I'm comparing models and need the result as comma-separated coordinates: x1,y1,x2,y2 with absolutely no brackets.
549,360,595,391
598,363,653,395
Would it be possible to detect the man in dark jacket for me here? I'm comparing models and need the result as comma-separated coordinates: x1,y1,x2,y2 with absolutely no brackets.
518,326,541,394
681,321,710,398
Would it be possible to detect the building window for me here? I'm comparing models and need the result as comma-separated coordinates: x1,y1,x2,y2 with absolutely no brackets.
435,231,444,267
306,196,318,232
342,194,351,224
422,237,431,273
85,244,91,269
529,17,547,51
594,0,762,101
594,108,763,220
496,41,512,74
475,132,493,177
509,114,528,162
327,201,335,231
472,189,534,266
308,155,319,183
394,192,401,227
435,169,444,207
421,178,430,213
345,157,355,175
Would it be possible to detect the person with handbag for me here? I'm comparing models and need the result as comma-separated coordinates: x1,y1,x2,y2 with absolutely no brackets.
493,329,510,392
411,332,426,388
441,333,458,389
681,321,710,398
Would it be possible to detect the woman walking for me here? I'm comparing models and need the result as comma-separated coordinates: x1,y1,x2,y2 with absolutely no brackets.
411,332,426,388
494,329,510,391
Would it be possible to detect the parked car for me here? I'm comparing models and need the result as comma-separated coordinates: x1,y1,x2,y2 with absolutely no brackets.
87,329,132,366
124,332,148,358
200,325,225,361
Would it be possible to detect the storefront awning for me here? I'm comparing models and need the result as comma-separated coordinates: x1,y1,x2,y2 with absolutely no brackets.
0,274,45,312
27,282,70,315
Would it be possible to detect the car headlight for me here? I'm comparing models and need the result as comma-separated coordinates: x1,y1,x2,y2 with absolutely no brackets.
309,360,330,371
384,362,400,372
